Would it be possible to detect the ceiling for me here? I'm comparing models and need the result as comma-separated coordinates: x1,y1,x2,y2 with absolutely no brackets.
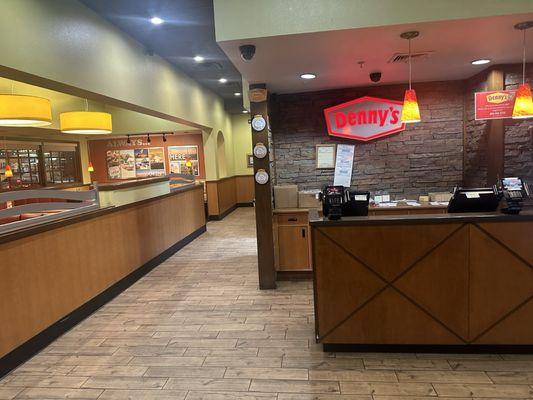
217,13,533,93
79,0,244,113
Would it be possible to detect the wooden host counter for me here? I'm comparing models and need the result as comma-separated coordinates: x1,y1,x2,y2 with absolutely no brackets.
0,184,205,374
310,211,533,350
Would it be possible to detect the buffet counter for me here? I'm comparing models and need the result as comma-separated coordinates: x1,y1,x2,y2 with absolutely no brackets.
310,211,533,349
0,183,205,374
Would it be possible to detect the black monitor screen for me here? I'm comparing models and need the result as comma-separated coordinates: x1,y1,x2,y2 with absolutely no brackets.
502,177,524,191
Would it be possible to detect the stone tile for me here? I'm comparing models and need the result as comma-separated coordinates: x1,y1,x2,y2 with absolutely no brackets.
2,375,89,388
250,379,340,394
145,366,226,378
340,382,437,396
98,389,187,399
396,370,492,383
69,366,148,377
13,387,102,399
128,356,205,367
449,360,533,371
309,370,397,382
164,378,251,391
204,356,282,368
363,358,451,370
82,377,167,389
283,357,364,370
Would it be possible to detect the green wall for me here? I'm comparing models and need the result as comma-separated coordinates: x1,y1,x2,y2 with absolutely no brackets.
232,114,253,176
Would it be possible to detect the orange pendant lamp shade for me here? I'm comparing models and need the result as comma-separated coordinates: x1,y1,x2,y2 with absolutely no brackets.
512,83,533,119
4,164,13,178
87,162,94,173
401,89,421,123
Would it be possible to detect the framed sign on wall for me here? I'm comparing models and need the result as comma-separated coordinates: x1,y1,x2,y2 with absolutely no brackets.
316,144,336,169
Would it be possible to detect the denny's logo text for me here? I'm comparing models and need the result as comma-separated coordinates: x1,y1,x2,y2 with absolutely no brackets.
485,92,514,104
324,96,405,141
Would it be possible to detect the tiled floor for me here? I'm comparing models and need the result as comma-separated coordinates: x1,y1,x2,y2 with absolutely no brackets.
1,207,533,399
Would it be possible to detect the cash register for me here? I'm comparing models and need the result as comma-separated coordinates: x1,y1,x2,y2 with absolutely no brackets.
320,186,370,220
447,186,501,213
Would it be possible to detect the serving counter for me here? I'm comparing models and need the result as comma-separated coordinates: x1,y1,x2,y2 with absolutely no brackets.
310,211,533,349
0,183,205,375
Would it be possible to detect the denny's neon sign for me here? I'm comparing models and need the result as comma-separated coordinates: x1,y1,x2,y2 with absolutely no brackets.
324,96,405,141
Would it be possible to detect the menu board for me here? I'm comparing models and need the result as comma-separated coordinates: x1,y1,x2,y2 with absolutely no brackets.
106,149,135,179
107,147,165,179
168,145,199,176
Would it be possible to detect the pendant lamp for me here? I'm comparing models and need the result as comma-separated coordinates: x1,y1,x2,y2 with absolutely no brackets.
4,164,13,178
512,21,533,119
87,162,94,173
400,31,421,123
60,99,112,134
0,93,52,127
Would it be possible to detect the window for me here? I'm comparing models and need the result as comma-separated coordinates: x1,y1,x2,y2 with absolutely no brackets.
0,140,81,190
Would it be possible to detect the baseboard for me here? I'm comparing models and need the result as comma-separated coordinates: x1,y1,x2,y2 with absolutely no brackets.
0,225,206,379
236,202,254,207
276,270,313,281
322,343,533,353
208,202,255,221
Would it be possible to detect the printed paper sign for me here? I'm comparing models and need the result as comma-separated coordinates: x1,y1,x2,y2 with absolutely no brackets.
333,144,355,187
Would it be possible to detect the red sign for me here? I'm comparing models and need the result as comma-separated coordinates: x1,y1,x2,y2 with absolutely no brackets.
475,90,516,120
324,96,405,141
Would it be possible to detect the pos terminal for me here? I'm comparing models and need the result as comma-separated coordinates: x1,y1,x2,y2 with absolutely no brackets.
500,177,530,214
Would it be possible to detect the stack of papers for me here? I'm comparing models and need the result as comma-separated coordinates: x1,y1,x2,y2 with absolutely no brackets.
377,202,397,207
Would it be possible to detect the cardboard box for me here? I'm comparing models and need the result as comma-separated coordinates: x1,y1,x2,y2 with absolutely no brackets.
298,191,321,209
429,192,453,202
274,185,298,208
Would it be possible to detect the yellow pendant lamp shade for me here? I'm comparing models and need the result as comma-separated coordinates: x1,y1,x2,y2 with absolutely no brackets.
0,94,52,127
401,89,421,123
4,164,13,178
60,111,112,134
512,83,533,119
87,162,95,172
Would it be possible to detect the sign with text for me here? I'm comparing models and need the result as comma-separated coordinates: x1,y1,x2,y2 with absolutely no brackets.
475,90,516,120
324,96,405,141
333,144,355,187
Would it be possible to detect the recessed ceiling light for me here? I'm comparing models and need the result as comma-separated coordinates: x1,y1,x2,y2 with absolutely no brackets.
219,78,228,83
150,16,164,25
300,73,316,80
234,92,241,96
193,55,204,63
471,59,491,65
242,109,249,113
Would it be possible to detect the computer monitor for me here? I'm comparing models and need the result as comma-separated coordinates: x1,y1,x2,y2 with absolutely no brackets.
447,187,500,213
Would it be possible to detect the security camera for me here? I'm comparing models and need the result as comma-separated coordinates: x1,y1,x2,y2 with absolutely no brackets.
239,45,256,62
369,71,382,83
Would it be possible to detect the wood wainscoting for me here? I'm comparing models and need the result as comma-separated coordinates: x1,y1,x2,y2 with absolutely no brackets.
206,175,254,219
0,185,205,363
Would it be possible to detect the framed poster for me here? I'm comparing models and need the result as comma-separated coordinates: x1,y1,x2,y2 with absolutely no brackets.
316,144,336,169
168,145,199,176
134,148,151,177
106,149,135,179
247,154,254,167
148,147,166,176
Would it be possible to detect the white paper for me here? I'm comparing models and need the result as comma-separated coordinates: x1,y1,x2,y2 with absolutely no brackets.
465,192,480,199
316,146,335,169
333,144,355,188
378,202,397,207
354,195,367,201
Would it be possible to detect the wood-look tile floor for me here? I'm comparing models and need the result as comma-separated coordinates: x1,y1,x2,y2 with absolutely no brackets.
1,207,533,399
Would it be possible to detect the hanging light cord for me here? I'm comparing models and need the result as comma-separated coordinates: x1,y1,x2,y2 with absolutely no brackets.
408,38,412,90
522,28,527,85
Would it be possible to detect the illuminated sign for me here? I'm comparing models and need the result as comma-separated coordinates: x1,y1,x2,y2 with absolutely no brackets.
324,96,405,141
475,90,516,120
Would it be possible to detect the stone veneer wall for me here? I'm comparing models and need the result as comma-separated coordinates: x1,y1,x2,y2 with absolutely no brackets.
270,81,464,198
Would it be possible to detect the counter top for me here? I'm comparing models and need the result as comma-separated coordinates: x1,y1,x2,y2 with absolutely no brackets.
310,210,533,226
96,176,169,191
273,208,315,214
0,183,202,245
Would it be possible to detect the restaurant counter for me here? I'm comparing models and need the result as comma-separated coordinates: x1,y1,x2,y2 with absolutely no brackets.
0,183,205,375
310,211,533,350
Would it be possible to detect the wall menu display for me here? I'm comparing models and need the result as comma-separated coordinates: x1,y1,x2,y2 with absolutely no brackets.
106,149,135,179
168,145,199,176
134,147,166,177
107,147,165,179
333,144,355,187
316,144,336,169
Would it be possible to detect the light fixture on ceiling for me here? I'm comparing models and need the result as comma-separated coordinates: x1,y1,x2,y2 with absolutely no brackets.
400,31,421,123
0,82,52,127
60,99,112,134
87,162,94,173
162,133,167,142
300,73,316,80
127,134,131,144
242,109,249,114
471,59,491,65
219,78,228,83
234,92,241,97
193,55,204,63
512,21,533,119
147,133,151,143
150,16,164,25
